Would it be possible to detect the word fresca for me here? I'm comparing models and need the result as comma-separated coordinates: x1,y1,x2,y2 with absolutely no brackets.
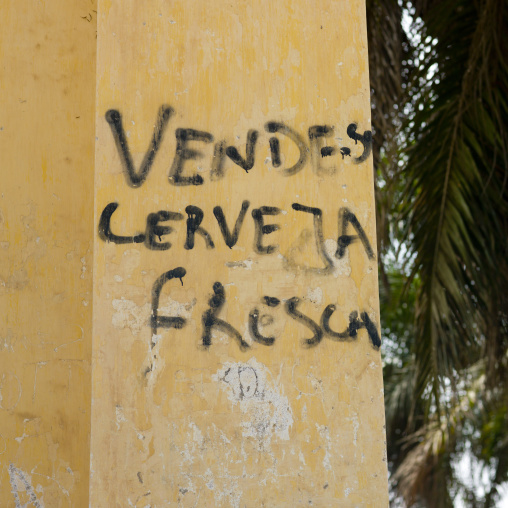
150,268,381,351
105,105,372,187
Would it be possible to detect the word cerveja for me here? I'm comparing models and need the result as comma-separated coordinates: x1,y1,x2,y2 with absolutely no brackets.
150,268,381,351
98,201,375,264
105,105,373,188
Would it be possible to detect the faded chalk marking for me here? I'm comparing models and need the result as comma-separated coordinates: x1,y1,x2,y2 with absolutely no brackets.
32,362,47,402
54,326,84,352
31,468,70,498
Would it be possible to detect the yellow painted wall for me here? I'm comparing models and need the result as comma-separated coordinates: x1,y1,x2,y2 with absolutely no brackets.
91,1,388,506
0,1,96,506
0,1,387,506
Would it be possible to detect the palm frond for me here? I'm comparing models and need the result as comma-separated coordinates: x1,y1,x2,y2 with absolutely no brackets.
401,0,508,414
372,0,508,503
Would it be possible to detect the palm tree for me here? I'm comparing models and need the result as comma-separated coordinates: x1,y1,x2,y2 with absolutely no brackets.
367,0,508,505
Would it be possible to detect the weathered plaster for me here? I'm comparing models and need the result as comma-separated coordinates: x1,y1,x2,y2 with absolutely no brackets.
90,1,388,506
0,1,96,505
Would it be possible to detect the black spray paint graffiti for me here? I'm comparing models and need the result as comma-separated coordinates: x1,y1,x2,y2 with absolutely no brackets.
169,128,213,186
104,105,372,187
265,121,309,176
213,200,250,249
150,267,186,347
98,202,375,265
104,104,379,355
226,129,259,173
251,206,281,255
202,282,250,351
151,273,381,350
289,203,336,275
105,106,174,188
346,123,372,164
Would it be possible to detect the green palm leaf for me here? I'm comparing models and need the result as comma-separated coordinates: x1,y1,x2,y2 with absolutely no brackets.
368,0,508,504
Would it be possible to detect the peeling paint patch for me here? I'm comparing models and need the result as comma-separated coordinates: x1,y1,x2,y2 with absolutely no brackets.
204,468,214,490
324,239,352,277
214,358,293,446
112,299,150,336
305,286,323,305
188,421,204,447
8,463,43,508
115,405,127,430
111,298,195,336
80,256,87,279
347,414,359,446
316,424,333,470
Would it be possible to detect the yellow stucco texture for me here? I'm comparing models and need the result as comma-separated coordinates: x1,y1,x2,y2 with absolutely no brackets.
91,1,388,506
0,1,96,506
